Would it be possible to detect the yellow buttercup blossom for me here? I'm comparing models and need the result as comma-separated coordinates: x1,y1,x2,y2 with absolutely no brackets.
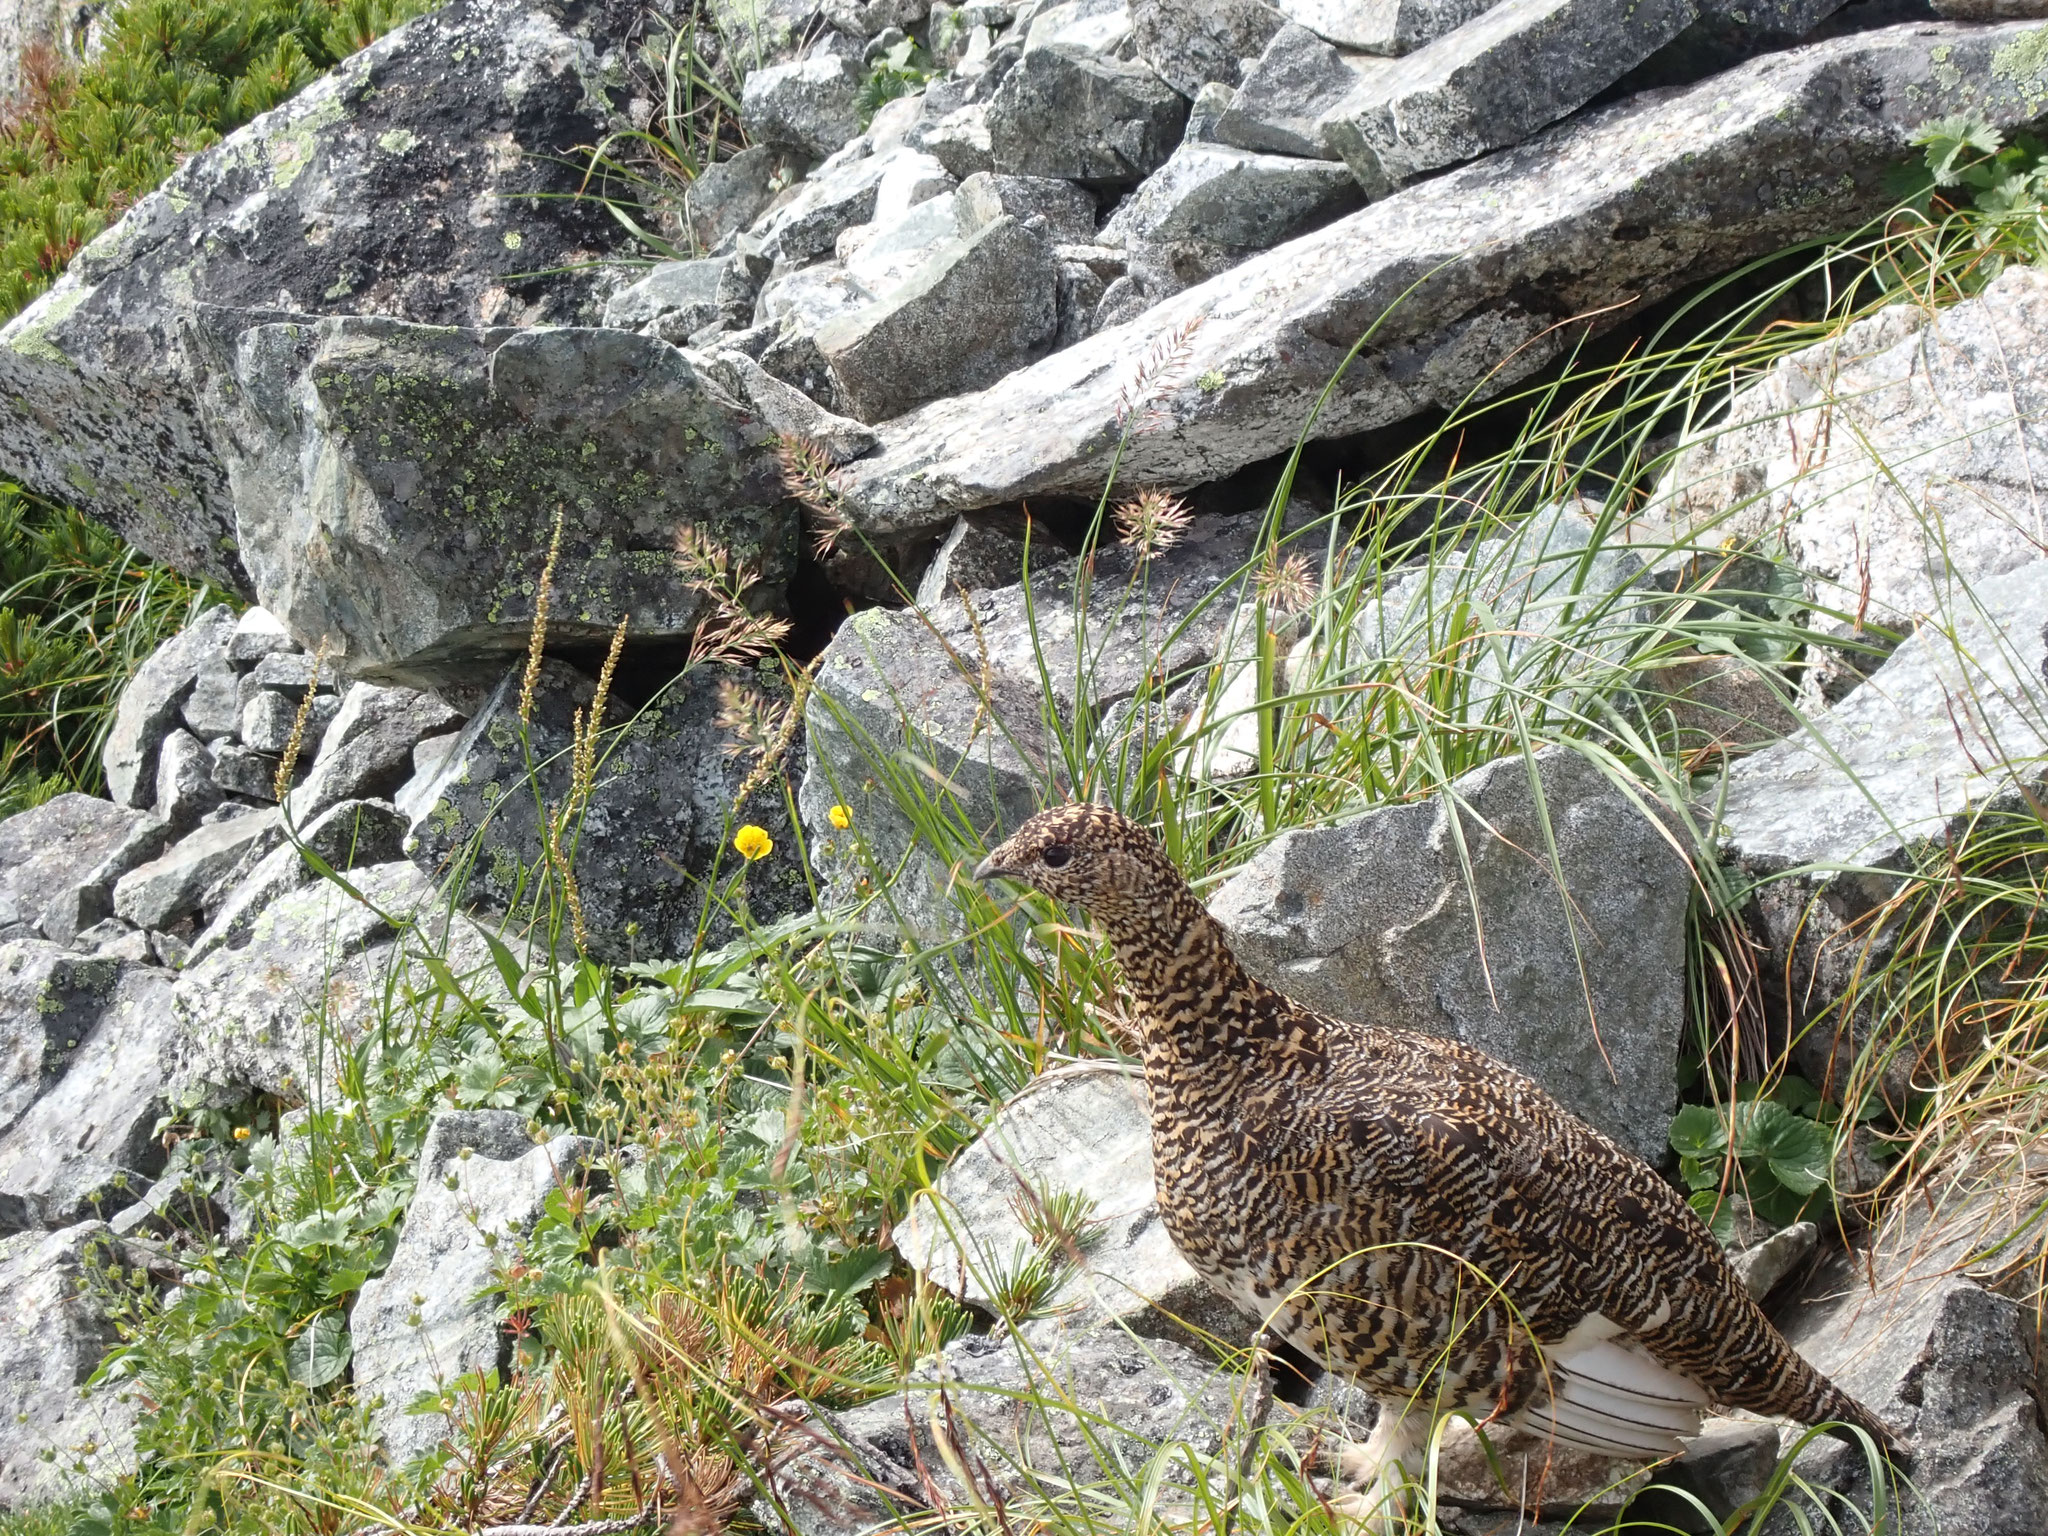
828,803,852,829
232,1126,251,1141
734,824,774,861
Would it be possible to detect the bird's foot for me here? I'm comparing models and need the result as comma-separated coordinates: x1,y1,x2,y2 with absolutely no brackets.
1325,1409,1430,1534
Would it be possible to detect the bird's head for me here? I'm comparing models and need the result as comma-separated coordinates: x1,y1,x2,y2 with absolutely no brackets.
972,803,1184,926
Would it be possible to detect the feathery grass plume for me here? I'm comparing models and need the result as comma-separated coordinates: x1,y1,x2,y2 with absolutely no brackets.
713,677,787,762
1113,487,1193,561
1113,312,1205,430
270,637,329,804
675,523,792,666
520,507,566,726
731,668,810,810
1255,550,1318,615
776,432,851,558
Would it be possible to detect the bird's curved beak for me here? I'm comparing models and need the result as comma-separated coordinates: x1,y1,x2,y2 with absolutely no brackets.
972,852,1006,882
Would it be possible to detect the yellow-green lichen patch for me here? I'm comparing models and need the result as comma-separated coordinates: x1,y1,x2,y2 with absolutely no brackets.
6,282,89,368
1994,26,2048,112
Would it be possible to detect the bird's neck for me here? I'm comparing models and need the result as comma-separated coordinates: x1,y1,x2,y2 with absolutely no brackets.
1098,885,1306,1090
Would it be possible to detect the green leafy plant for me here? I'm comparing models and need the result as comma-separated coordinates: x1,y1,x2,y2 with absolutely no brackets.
1670,1085,1835,1235
856,36,935,126
1881,113,2048,297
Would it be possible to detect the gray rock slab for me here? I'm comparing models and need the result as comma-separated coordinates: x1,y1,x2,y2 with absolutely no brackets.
154,730,221,835
170,860,497,1098
1128,0,1288,94
836,23,2048,539
741,52,864,157
985,43,1190,183
0,1222,136,1507
765,1319,1240,1524
1716,558,2048,878
1103,141,1362,249
818,213,1058,421
285,683,462,825
404,659,809,962
0,794,158,941
1215,22,1391,157
235,650,324,707
755,143,895,263
914,102,996,178
799,516,1262,933
203,317,794,689
101,608,234,808
900,1062,1256,1344
1319,0,1698,197
1278,0,1505,53
695,348,879,463
1643,265,2048,675
210,742,279,803
913,512,1033,603
351,1113,597,1464
601,257,727,336
1626,0,1851,87
0,960,176,1228
0,0,645,593
188,799,408,967
0,942,125,1140
1209,747,1690,1163
1025,0,1133,57
111,808,283,932
1771,1217,2048,1534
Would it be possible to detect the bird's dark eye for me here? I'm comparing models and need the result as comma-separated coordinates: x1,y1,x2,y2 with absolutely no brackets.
1040,844,1073,869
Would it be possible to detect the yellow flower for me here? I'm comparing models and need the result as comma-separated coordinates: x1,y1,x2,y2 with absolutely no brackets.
828,803,852,830
232,1126,251,1142
734,824,774,861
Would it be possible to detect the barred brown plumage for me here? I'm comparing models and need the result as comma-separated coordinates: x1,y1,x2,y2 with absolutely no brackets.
975,803,1902,1515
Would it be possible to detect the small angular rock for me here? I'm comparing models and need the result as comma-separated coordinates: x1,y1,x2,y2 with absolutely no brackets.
180,651,243,741
239,691,300,755
210,743,280,803
1278,0,1504,53
153,730,221,835
741,52,864,157
0,794,158,944
686,144,786,250
1127,0,1287,94
601,258,726,338
1103,141,1361,249
1215,22,1389,157
285,683,463,825
111,809,283,932
225,607,293,664
101,608,234,808
817,214,1058,420
985,44,1189,184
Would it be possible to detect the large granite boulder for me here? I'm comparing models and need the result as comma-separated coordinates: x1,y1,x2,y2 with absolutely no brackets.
1209,746,1690,1162
202,318,796,688
0,950,177,1229
0,0,643,595
827,21,2048,539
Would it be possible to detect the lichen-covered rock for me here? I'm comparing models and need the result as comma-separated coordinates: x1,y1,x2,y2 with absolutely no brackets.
169,860,499,1097
985,43,1190,183
188,799,409,966
351,1113,597,1463
205,317,795,687
829,22,2048,538
900,1063,1256,1344
403,659,808,961
1319,0,1698,196
1209,747,1690,1163
286,684,463,824
1127,0,1288,94
0,1222,137,1507
0,0,643,592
